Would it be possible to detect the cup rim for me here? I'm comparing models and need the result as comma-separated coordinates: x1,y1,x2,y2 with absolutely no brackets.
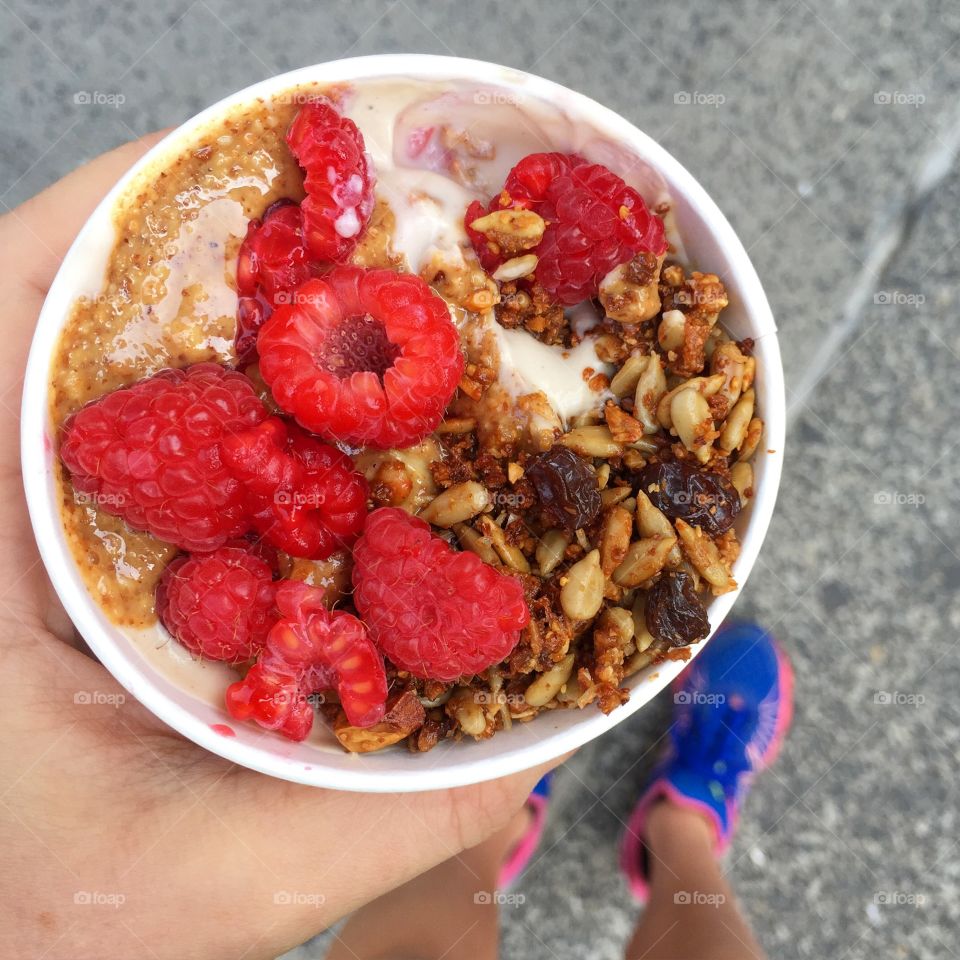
21,54,785,792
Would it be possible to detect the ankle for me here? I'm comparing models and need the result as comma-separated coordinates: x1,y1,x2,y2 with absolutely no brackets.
645,799,717,863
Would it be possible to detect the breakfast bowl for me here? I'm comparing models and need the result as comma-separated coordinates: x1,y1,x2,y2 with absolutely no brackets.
21,54,784,792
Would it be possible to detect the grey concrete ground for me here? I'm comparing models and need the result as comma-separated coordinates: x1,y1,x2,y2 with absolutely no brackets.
3,1,958,957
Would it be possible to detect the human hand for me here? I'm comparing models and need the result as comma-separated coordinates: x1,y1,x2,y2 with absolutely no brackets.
0,137,560,960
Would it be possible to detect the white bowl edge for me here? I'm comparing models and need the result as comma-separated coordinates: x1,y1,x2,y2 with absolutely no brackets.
21,54,784,793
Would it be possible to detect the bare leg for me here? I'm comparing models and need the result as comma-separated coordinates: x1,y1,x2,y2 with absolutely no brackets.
625,802,766,960
325,808,530,960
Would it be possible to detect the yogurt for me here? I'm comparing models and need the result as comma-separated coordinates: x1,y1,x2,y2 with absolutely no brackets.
341,78,658,425
343,78,678,272
491,320,612,423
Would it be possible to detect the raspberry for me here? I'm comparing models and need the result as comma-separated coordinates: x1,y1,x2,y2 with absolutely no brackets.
235,200,322,364
156,546,276,663
60,364,267,552
465,152,667,305
257,266,463,448
463,200,498,273
286,99,375,263
352,508,529,682
229,534,280,572
225,581,388,739
504,151,583,203
221,417,369,560
464,153,579,274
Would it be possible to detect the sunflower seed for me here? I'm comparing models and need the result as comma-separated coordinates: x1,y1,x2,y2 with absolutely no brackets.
418,481,490,527
560,549,605,620
524,654,576,707
612,536,677,587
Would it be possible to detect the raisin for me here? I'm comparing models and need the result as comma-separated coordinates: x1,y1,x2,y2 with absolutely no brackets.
637,460,741,536
645,571,709,647
527,446,601,531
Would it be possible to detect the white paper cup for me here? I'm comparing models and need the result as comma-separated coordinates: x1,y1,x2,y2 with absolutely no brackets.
21,55,784,793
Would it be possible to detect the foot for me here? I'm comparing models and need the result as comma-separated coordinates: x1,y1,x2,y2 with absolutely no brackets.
620,622,793,902
498,772,553,890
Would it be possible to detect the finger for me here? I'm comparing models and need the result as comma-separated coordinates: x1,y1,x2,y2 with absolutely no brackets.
3,130,170,296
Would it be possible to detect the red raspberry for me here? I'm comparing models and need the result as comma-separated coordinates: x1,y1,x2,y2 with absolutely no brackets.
463,200,498,273
60,364,267,552
257,266,463,448
235,200,323,364
225,581,387,739
228,534,280,572
221,417,369,560
465,152,667,305
352,508,529,682
156,546,276,663
286,99,375,263
503,151,583,203
464,153,579,274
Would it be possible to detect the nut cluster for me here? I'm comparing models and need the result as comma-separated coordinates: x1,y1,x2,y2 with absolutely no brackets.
330,258,764,753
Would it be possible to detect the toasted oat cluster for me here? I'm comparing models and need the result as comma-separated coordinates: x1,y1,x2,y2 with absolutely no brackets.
353,264,762,753
55,91,763,755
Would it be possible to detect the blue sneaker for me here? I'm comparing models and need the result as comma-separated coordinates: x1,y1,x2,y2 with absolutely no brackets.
620,622,793,902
